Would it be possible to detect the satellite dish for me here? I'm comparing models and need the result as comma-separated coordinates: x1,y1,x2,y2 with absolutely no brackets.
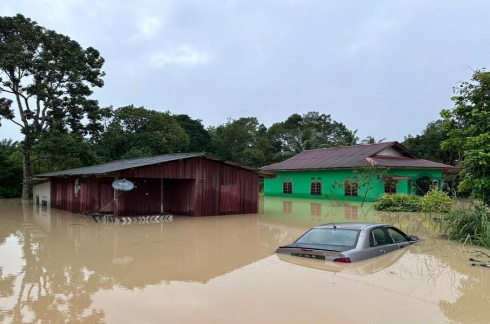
112,179,134,191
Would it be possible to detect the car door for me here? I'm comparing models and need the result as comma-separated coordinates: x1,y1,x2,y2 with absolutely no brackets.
364,227,398,258
385,227,411,249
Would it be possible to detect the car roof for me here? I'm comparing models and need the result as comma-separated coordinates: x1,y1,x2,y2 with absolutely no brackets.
314,223,388,230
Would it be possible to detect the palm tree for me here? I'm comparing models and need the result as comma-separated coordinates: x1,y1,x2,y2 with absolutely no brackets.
336,129,360,146
287,128,318,153
361,136,386,144
274,128,319,160
0,138,17,149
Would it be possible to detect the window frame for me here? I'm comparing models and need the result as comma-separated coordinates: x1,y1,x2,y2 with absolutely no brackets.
310,181,322,196
386,227,409,243
344,181,359,197
384,179,397,194
283,182,293,194
370,227,395,246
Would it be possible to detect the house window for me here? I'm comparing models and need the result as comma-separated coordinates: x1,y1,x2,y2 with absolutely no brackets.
384,179,397,194
344,181,359,197
283,182,293,194
310,182,322,195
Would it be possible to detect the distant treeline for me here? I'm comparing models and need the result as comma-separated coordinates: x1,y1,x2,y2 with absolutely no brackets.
0,107,455,198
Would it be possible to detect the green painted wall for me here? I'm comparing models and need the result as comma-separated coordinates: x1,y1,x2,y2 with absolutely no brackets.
264,168,443,202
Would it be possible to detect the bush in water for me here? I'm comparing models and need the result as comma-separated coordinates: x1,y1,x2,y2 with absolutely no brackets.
373,194,423,212
421,189,454,213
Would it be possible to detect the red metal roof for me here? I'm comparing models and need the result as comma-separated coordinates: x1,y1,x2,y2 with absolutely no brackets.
261,142,454,171
370,156,453,169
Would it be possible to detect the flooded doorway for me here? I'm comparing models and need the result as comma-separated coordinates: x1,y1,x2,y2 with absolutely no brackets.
415,175,432,195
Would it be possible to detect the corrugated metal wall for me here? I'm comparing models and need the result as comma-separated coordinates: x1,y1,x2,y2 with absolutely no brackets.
50,157,259,216
51,177,112,213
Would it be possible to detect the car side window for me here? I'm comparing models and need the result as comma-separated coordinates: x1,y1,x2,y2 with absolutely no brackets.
370,228,393,246
387,227,408,243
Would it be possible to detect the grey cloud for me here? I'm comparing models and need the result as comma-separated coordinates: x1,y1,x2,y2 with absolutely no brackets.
1,0,489,142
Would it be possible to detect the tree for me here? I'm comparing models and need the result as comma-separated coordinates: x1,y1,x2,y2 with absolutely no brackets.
327,163,389,206
267,112,352,160
96,106,189,161
0,139,22,198
208,117,267,167
361,136,386,144
174,114,211,152
441,68,490,205
301,111,350,146
403,120,458,165
0,14,106,199
31,131,101,174
335,129,360,146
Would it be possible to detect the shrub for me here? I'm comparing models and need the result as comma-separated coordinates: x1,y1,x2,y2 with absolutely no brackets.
374,194,423,212
421,189,454,213
442,206,490,247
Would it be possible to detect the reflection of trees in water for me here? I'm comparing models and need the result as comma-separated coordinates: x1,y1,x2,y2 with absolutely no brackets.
0,268,16,298
440,273,490,323
0,215,108,323
349,208,490,323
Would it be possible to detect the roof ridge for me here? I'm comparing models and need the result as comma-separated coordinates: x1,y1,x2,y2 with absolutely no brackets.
35,152,207,177
95,152,206,166
303,141,396,152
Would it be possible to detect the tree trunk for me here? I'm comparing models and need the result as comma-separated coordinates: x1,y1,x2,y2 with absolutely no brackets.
22,151,31,200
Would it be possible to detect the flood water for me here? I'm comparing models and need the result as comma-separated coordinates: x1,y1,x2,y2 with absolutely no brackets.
0,197,489,324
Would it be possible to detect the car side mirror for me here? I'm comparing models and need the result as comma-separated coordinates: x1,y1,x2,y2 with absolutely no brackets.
409,235,419,242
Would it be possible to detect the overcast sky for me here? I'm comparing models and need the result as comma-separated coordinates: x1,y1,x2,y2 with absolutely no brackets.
1,0,489,142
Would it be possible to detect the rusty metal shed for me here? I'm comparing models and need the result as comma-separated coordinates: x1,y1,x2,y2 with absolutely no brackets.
35,153,272,217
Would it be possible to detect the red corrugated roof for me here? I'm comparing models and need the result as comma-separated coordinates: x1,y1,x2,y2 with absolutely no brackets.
261,142,454,171
370,156,453,169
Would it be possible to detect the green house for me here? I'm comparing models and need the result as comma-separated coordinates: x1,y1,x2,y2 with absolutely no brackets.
262,142,454,202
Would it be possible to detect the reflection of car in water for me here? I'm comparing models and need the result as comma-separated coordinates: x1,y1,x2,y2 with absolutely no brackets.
277,248,407,276
276,223,419,263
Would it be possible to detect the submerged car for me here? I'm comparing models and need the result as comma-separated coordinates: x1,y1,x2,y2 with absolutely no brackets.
276,223,419,263
277,248,407,276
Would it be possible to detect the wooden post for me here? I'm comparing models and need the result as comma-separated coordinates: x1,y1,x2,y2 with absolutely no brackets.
160,178,163,214
114,175,119,217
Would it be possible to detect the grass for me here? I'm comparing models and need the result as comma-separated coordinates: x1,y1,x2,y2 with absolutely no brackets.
442,205,490,248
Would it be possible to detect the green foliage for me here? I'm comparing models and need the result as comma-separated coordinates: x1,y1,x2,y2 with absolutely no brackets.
361,136,386,144
421,189,454,213
403,120,458,165
442,206,490,247
31,131,101,174
0,139,22,198
0,14,106,137
335,129,360,147
208,117,269,167
329,164,389,206
441,69,490,205
267,112,351,161
0,14,107,198
174,114,210,152
374,194,423,212
96,106,189,161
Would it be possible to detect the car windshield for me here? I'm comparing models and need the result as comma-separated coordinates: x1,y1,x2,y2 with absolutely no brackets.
296,228,359,247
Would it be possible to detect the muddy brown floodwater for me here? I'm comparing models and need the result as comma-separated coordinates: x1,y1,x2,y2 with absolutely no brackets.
0,197,489,324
